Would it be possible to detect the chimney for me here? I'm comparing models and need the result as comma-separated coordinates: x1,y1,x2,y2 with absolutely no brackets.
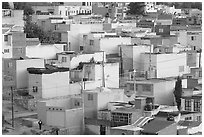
134,97,146,110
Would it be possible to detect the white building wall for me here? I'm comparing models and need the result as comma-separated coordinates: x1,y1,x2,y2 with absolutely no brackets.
94,63,119,88
100,37,131,54
42,71,70,98
170,31,187,46
2,10,24,26
16,59,44,89
68,24,104,52
26,44,65,59
156,53,189,78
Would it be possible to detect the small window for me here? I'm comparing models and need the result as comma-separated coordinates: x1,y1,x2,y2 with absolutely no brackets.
185,117,192,120
82,2,86,6
90,40,94,46
199,71,202,77
159,28,163,33
4,49,9,53
179,66,184,72
80,46,84,51
62,57,67,63
8,62,12,68
88,94,93,101
191,36,196,41
63,45,68,51
4,35,8,42
33,86,38,92
197,116,201,122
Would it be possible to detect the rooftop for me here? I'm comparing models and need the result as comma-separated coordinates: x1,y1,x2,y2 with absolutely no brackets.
27,65,69,74
178,120,201,128
141,118,175,134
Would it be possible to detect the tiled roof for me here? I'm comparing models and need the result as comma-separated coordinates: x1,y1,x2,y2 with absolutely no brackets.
141,118,175,134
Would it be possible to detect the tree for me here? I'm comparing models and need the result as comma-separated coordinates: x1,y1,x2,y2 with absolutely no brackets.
127,2,145,15
173,76,182,111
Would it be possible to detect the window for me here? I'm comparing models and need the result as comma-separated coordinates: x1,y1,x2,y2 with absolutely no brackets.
88,94,93,101
194,100,201,112
63,45,68,51
82,2,86,6
75,101,80,106
4,35,8,42
90,40,94,46
142,84,151,92
8,62,12,68
159,28,163,33
54,25,57,30
185,99,191,111
62,57,67,63
197,116,201,122
4,49,9,53
179,66,184,72
191,36,196,41
199,71,202,77
80,46,84,51
33,86,38,92
60,11,61,15
185,117,192,121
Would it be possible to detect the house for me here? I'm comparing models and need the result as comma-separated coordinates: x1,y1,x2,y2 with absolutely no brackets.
27,66,80,99
3,58,45,90
140,52,190,78
180,93,202,113
120,44,151,72
31,2,92,16
2,9,24,27
2,30,26,59
83,33,131,54
84,87,124,119
82,62,120,89
84,97,148,135
125,78,188,106
37,96,83,134
140,118,177,135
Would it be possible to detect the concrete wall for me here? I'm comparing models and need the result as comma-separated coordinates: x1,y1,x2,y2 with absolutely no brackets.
121,45,133,71
37,101,47,124
16,59,44,89
65,108,83,134
28,74,43,99
84,92,98,118
26,44,65,59
42,71,70,98
154,80,175,105
47,109,65,127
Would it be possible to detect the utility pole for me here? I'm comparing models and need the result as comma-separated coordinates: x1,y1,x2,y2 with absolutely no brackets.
133,70,136,95
11,86,14,128
149,44,152,78
119,46,123,76
199,49,202,68
102,51,105,87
